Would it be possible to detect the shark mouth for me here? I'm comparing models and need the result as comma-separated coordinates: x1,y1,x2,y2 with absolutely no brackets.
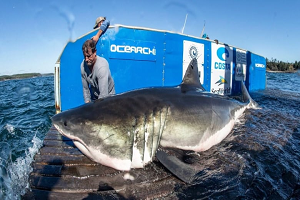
53,124,92,156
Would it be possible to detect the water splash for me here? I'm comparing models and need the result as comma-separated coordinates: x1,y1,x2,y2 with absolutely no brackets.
32,2,76,42
0,142,13,200
0,76,54,199
0,135,43,200
4,124,15,134
50,3,76,41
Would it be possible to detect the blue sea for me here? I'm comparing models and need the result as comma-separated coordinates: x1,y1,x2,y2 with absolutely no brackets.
0,76,55,200
0,72,300,199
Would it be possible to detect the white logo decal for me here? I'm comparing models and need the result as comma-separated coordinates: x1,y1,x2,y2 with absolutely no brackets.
255,63,265,68
110,44,156,55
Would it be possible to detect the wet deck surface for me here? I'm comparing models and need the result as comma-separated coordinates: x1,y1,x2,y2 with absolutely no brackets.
22,126,184,199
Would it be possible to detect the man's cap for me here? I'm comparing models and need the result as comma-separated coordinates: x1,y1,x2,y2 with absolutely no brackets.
94,17,106,29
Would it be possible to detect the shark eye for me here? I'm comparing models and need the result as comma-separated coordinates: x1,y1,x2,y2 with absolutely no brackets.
64,121,67,126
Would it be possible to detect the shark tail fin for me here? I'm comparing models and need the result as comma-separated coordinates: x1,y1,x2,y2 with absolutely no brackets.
241,81,258,108
180,58,205,93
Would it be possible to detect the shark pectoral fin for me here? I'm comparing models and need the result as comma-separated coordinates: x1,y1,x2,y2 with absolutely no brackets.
156,149,199,184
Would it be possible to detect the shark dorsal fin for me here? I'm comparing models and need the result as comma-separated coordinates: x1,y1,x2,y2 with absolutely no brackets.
180,58,205,93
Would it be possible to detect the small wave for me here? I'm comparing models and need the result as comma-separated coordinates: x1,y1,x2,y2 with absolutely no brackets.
0,135,43,200
4,124,15,134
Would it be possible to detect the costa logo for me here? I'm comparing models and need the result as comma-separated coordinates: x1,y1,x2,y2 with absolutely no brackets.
217,47,229,61
214,47,231,70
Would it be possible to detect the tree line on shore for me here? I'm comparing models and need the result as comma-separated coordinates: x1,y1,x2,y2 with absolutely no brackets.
267,58,300,72
0,73,53,81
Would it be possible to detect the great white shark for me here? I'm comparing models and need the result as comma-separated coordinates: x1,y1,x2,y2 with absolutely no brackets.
52,58,257,182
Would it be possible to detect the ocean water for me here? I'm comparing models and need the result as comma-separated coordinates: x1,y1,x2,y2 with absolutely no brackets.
178,71,300,199
0,72,300,199
0,76,55,200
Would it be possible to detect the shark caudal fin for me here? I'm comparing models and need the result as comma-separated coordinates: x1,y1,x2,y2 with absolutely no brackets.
180,58,205,93
240,81,259,108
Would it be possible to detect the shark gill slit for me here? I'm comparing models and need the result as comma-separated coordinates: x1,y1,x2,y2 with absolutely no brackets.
143,110,153,164
155,106,169,154
141,112,147,164
131,112,147,167
151,108,160,158
150,107,159,159
130,117,136,166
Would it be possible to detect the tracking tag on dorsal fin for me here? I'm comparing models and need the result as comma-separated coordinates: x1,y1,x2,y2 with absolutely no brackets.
180,58,205,93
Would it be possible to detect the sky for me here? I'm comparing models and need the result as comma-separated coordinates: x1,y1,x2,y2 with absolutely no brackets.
0,0,299,75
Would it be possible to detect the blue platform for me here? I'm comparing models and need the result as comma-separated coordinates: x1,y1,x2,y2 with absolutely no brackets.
55,25,266,112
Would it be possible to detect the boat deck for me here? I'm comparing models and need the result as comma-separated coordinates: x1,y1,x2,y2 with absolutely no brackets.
22,126,183,199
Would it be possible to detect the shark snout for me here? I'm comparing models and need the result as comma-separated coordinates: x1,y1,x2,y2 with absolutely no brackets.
52,113,70,130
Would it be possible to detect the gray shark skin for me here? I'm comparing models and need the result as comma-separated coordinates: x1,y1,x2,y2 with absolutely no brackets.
52,58,256,180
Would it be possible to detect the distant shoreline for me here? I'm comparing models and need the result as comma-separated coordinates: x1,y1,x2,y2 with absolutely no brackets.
0,70,297,81
0,73,54,81
266,69,297,73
